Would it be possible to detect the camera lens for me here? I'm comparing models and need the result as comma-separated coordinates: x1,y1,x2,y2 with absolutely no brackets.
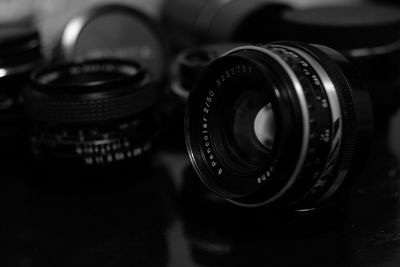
171,43,243,102
185,42,373,209
162,0,290,50
55,3,169,85
160,43,240,150
24,59,157,166
0,27,42,158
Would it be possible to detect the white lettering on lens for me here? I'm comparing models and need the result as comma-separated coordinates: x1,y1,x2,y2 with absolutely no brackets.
215,65,252,85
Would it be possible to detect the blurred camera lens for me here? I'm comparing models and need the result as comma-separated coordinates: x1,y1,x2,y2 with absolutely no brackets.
162,0,290,50
55,3,169,84
0,27,42,158
172,44,243,102
160,44,239,150
24,59,157,166
185,42,373,209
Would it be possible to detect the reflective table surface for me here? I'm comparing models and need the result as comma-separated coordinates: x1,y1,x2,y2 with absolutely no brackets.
2,110,400,267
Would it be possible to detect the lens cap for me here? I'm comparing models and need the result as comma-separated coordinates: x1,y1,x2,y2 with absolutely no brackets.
55,3,168,83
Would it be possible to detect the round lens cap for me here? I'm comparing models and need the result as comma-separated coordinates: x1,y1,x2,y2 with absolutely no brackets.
55,3,168,83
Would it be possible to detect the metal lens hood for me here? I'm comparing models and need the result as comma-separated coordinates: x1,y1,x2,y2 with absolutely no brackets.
25,59,157,165
185,42,373,209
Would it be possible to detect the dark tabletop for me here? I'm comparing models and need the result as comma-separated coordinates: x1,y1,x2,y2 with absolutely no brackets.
1,108,400,267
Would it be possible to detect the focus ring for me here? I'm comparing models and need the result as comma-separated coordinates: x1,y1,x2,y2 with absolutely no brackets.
25,84,157,123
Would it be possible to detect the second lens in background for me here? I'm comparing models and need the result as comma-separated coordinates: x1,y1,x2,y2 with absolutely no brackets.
54,3,169,86
24,59,158,172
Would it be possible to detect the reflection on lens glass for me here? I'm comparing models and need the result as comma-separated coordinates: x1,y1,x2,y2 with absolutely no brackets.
231,89,274,169
254,103,275,150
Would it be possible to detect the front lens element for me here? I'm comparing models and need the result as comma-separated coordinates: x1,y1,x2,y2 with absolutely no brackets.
231,89,274,169
254,103,275,151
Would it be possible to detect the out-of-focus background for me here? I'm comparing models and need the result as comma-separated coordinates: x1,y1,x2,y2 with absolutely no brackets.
0,0,162,54
0,0,373,55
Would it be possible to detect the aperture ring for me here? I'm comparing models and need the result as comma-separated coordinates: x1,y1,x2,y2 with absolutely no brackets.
31,133,153,165
300,44,360,203
268,45,337,203
271,44,344,203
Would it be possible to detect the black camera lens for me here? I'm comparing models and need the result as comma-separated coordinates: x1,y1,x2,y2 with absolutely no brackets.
162,0,290,50
185,42,373,209
24,59,157,166
0,27,42,158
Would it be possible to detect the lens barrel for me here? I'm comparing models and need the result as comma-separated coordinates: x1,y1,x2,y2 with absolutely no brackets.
185,42,373,209
25,59,157,166
162,0,290,50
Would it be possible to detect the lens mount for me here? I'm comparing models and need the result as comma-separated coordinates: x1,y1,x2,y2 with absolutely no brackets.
25,59,158,165
185,42,372,208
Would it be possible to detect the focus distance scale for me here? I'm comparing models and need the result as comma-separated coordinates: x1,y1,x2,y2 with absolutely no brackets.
185,41,373,210
24,59,157,166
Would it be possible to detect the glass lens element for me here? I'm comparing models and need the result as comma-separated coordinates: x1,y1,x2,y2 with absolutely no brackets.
231,88,274,168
